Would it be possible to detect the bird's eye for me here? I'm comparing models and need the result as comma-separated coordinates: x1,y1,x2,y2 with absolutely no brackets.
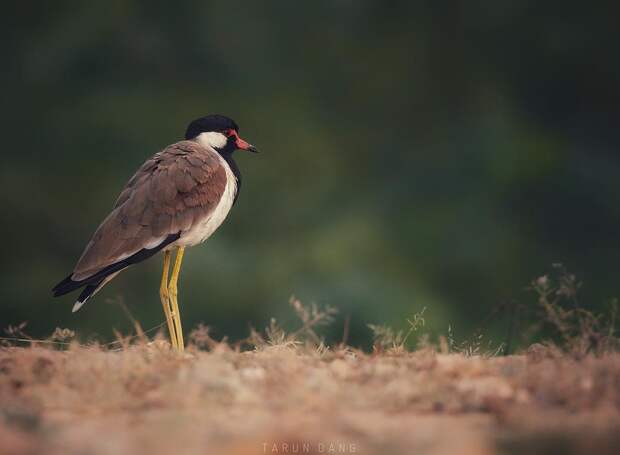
222,129,232,136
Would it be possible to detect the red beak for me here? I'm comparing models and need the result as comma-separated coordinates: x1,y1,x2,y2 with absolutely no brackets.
236,137,258,153
232,131,258,153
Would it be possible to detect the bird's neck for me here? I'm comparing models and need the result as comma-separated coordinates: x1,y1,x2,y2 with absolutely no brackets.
219,151,241,203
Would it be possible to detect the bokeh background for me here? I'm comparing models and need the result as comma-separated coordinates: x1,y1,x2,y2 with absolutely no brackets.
2,1,619,348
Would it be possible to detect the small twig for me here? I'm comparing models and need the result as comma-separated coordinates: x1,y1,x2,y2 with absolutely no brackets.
340,314,351,347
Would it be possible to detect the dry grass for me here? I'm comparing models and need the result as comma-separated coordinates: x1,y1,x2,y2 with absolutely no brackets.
1,272,620,455
1,338,619,455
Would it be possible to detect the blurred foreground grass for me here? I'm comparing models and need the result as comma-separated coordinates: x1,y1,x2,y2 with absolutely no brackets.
1,293,619,455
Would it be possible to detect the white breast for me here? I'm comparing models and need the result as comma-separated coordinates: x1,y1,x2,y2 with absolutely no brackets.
177,153,237,248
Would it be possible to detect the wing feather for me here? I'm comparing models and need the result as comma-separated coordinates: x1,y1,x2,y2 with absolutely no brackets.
71,140,227,281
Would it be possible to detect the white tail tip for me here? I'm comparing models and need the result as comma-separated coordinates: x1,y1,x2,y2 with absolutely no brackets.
72,300,86,313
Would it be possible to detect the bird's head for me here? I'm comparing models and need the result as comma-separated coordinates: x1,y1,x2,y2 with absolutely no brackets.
185,115,258,155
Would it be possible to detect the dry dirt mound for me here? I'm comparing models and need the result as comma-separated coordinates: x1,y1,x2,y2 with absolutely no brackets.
1,343,619,454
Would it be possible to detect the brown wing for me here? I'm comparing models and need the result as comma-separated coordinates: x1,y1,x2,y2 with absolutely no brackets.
71,140,227,281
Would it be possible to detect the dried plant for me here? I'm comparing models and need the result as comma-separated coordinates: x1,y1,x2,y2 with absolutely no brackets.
368,308,426,352
245,297,337,350
523,263,619,356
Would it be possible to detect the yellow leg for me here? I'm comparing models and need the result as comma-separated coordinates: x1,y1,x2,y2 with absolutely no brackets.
159,251,178,350
169,247,185,351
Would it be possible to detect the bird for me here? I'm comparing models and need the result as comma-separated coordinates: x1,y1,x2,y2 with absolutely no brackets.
52,114,258,351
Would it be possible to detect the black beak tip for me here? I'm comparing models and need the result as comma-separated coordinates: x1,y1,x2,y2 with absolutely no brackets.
248,145,259,153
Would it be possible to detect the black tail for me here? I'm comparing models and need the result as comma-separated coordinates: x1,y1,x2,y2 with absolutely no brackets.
52,232,181,299
52,274,85,297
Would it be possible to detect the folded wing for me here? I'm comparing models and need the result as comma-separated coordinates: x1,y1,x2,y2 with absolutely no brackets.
52,140,227,302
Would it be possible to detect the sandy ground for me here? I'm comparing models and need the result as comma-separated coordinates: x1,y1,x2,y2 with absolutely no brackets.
1,342,619,455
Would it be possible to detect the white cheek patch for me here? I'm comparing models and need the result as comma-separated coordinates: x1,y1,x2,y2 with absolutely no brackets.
196,132,227,150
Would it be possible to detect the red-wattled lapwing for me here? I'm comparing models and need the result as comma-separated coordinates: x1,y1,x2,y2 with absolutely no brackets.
52,115,258,351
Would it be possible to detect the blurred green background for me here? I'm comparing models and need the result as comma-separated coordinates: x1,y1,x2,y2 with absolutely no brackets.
2,1,619,348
